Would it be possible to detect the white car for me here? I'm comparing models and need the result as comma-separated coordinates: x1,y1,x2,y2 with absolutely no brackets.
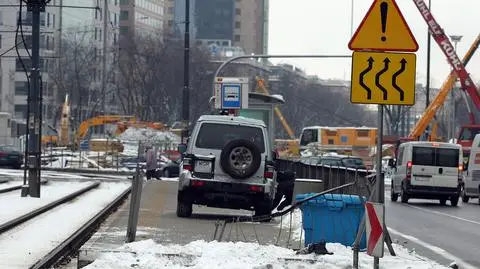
390,141,463,206
462,134,480,204
176,115,277,218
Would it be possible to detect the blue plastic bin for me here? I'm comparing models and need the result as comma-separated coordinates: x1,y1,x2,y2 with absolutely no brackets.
296,193,366,249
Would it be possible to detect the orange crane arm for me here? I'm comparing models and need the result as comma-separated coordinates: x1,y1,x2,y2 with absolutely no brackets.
255,77,296,139
408,34,480,139
76,115,136,142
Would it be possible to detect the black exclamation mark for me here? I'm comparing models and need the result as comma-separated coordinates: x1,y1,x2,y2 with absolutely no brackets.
380,2,388,42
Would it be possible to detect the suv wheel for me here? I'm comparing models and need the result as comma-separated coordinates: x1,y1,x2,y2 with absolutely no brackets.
461,187,470,203
450,196,459,207
220,139,261,180
390,182,399,202
254,200,273,222
176,191,192,218
400,184,409,203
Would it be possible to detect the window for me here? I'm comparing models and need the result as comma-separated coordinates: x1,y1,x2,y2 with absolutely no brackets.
0,11,3,25
119,26,129,34
15,105,28,118
120,11,129,20
357,130,369,137
0,35,2,48
235,8,241,15
234,35,240,42
397,147,404,166
235,21,241,29
300,129,318,146
47,13,50,27
412,146,459,168
15,81,28,95
120,0,129,4
96,8,102,20
52,14,55,27
195,123,265,153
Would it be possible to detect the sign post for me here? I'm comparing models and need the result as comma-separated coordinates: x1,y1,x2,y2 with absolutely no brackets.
348,0,418,268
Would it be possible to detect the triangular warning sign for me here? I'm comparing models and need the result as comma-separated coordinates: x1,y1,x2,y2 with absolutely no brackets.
348,0,418,52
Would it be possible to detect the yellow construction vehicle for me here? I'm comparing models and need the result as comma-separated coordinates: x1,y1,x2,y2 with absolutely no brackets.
58,94,71,146
114,120,166,136
73,115,136,150
255,76,300,157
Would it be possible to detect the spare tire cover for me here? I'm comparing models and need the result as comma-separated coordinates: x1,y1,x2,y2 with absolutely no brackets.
220,139,262,179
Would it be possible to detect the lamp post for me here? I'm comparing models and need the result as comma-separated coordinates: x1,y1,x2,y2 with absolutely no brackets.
450,35,463,140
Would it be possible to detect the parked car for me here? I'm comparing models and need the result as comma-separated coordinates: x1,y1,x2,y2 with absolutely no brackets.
176,115,277,218
0,145,23,169
158,157,180,178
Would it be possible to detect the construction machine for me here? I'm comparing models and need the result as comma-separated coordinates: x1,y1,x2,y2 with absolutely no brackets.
406,1,480,162
73,115,136,150
254,77,300,157
408,34,480,142
58,94,71,146
114,120,166,136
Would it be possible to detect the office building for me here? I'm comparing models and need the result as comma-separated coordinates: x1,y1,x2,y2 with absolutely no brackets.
172,0,268,55
119,0,166,40
0,2,60,121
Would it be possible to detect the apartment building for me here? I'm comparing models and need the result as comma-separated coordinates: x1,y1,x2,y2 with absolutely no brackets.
0,1,60,120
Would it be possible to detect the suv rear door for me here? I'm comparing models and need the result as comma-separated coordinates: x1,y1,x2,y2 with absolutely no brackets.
411,145,460,188
192,121,268,182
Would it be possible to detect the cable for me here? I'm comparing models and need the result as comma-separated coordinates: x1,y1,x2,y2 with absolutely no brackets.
16,0,31,185
19,0,32,59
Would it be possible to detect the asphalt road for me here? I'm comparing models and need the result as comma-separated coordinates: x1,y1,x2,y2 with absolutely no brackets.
385,189,480,269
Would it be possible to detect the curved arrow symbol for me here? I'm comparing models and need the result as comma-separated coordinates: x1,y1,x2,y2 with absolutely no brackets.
376,58,390,100
360,57,374,99
392,59,406,101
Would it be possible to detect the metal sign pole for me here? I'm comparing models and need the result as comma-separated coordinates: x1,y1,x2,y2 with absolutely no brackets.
374,104,384,269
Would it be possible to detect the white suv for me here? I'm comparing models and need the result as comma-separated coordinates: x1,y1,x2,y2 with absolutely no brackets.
176,115,277,218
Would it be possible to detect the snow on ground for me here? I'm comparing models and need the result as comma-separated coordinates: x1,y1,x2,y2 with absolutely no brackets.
83,239,451,269
0,181,93,223
118,128,180,143
0,180,22,191
275,208,304,242
0,181,130,269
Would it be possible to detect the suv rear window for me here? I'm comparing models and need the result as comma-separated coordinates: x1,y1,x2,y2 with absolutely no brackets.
195,123,265,153
412,147,459,167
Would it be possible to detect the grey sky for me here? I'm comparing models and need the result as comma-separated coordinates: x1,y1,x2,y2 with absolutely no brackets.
269,0,480,88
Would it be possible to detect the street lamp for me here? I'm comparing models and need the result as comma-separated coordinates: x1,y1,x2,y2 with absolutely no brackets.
449,35,463,140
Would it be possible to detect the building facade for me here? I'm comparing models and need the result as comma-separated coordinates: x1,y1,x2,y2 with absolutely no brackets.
172,0,268,55
0,1,60,121
119,0,166,39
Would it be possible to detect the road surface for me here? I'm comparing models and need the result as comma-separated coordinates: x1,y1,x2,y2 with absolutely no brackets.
385,188,480,269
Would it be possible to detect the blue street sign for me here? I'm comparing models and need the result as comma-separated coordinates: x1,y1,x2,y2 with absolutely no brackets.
221,84,241,109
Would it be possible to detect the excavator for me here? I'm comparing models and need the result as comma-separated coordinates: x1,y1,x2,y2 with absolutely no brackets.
72,115,136,150
254,76,300,157
392,1,480,162
114,120,166,136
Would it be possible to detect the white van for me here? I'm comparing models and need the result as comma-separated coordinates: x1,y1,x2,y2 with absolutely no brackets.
390,141,463,206
462,134,480,204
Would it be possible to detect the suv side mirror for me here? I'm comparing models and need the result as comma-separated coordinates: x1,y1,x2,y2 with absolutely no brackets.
177,143,187,155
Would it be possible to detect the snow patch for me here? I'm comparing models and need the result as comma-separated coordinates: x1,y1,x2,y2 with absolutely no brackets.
83,239,451,269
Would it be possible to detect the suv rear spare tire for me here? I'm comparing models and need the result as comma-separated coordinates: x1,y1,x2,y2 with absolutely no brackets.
220,139,261,180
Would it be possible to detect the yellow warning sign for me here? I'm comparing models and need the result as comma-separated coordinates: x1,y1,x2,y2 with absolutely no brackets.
351,51,416,105
348,0,418,52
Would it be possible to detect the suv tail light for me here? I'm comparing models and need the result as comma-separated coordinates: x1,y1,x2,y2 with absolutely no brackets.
191,180,205,187
458,163,464,182
406,161,412,180
249,185,264,192
183,157,193,171
264,164,274,179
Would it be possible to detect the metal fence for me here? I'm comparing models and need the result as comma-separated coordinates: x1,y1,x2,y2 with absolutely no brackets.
276,158,373,197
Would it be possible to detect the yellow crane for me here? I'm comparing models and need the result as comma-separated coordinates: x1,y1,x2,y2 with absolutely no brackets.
255,76,299,157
